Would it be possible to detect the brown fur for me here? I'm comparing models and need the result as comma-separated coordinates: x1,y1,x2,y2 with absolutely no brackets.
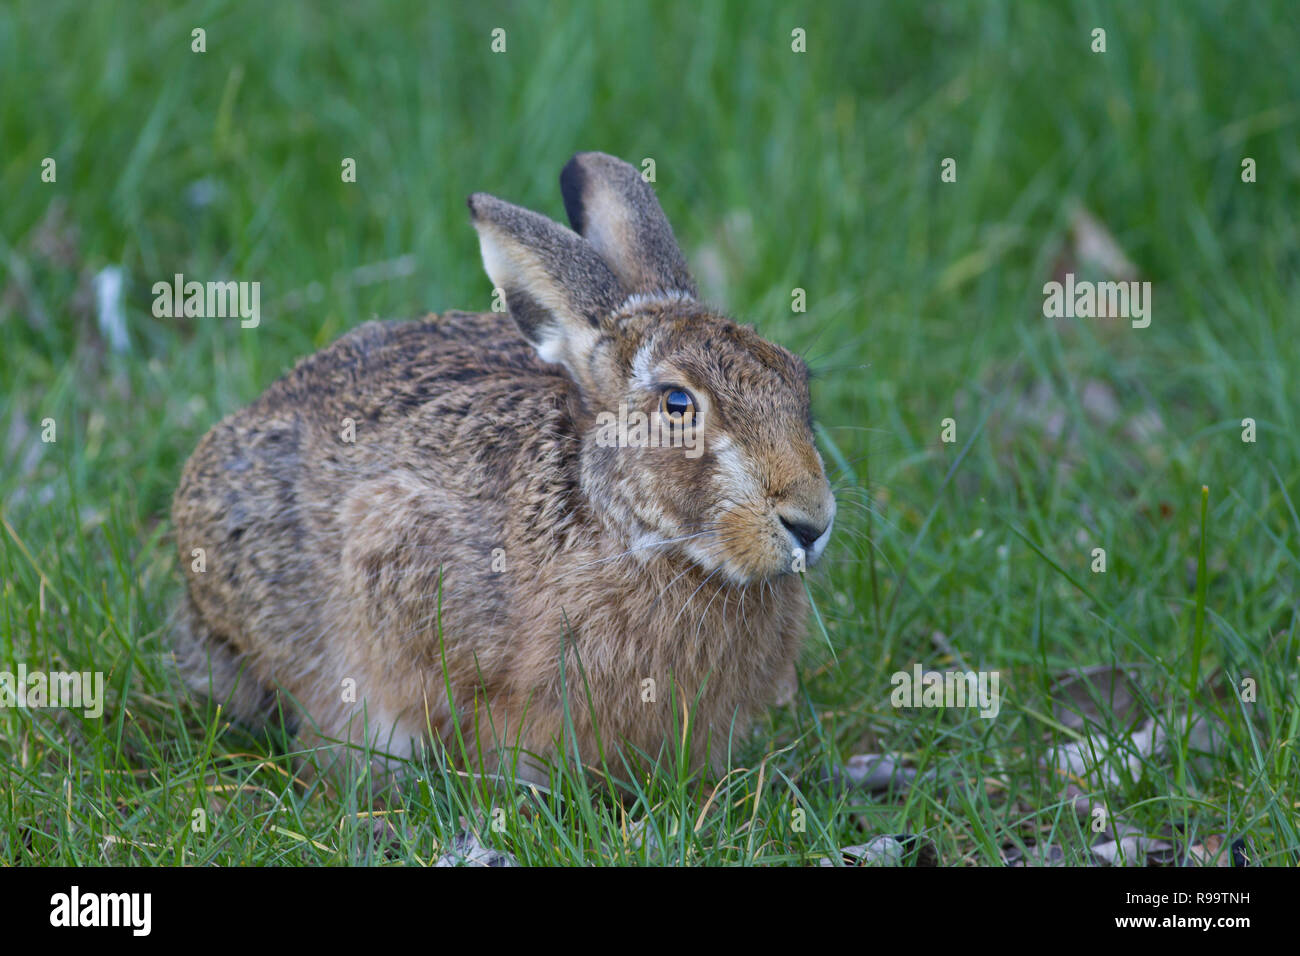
171,153,835,784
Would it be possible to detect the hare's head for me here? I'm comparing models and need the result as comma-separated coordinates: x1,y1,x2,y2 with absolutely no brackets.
469,152,834,584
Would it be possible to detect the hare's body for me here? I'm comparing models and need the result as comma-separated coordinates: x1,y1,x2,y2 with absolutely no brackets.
173,153,834,783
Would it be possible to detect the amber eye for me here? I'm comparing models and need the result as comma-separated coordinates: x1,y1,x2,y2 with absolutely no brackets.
660,388,696,424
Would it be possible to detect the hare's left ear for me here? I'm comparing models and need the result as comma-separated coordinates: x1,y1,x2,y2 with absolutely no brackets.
468,192,624,387
560,152,697,299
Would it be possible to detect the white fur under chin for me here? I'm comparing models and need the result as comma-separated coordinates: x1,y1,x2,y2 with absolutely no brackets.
626,529,672,563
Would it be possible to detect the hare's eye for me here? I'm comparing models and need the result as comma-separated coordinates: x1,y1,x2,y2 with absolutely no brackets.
660,388,695,423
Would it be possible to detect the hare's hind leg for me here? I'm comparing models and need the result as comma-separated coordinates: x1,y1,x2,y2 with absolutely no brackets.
170,592,280,728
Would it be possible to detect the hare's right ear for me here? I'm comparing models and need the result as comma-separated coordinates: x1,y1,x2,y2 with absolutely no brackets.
468,193,625,381
559,152,697,299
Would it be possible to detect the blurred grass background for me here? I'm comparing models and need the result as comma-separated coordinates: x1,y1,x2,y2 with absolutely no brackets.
1,0,1297,865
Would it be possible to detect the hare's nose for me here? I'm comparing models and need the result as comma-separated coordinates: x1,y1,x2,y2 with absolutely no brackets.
780,516,827,551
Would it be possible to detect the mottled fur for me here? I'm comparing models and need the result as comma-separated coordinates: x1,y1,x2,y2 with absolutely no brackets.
171,152,835,783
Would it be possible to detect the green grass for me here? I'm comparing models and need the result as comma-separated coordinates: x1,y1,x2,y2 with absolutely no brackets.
1,0,1297,866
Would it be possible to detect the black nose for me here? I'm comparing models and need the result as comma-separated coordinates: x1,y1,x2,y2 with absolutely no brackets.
780,517,825,550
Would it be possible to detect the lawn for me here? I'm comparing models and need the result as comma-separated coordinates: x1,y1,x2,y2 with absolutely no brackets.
1,0,1296,865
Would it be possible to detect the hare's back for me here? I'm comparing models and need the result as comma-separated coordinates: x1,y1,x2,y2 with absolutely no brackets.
172,311,577,658
268,311,555,422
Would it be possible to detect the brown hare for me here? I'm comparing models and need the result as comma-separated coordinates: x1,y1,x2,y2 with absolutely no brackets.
171,151,835,785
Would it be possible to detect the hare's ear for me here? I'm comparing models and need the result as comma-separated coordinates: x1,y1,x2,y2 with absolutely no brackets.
468,192,625,379
559,152,697,298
